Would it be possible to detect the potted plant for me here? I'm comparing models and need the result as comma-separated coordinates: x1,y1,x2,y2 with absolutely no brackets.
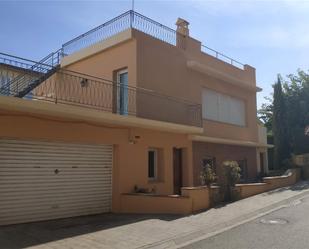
222,160,241,201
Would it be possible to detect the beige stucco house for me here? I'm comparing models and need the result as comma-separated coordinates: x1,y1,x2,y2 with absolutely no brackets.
0,11,270,225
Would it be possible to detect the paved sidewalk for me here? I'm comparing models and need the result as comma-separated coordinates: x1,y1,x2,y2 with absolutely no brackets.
1,181,309,249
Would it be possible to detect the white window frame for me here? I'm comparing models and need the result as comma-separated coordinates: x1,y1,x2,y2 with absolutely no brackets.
148,148,158,181
116,69,128,83
202,88,246,127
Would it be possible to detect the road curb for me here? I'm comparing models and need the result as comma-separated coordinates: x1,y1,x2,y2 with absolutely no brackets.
139,186,309,249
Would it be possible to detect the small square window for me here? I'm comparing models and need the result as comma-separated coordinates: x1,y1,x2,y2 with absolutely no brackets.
148,149,157,180
202,156,216,173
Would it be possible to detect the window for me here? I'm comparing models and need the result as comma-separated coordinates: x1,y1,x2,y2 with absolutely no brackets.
202,89,246,126
116,69,128,115
148,149,158,180
202,156,216,173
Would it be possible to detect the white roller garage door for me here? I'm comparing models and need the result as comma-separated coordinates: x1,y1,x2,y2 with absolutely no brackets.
0,138,113,226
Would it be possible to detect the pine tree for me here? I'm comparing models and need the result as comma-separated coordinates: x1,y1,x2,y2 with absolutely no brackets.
272,76,290,169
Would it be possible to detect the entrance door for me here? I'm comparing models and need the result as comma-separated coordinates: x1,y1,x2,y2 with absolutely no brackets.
117,69,128,115
260,152,265,175
173,148,183,195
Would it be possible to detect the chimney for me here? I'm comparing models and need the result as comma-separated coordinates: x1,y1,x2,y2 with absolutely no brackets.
176,18,190,36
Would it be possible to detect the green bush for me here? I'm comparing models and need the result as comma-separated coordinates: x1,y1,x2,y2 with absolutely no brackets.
223,160,241,187
200,163,216,186
222,161,241,202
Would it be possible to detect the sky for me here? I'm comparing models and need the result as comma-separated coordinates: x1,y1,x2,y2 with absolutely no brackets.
1,0,309,108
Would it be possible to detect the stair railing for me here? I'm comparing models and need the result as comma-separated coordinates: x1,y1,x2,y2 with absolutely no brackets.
1,48,63,96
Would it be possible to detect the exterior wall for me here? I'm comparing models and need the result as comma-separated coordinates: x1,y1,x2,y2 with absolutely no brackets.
192,141,258,185
59,29,259,142
24,27,261,201
134,30,258,143
3,27,260,138
121,194,192,214
62,38,137,88
0,109,193,213
0,23,269,216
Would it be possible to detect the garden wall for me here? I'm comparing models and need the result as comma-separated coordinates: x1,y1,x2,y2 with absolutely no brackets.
120,186,210,215
120,169,300,215
236,168,300,199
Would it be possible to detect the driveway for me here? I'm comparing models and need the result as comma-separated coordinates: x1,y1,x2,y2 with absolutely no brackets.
0,213,184,249
1,181,309,249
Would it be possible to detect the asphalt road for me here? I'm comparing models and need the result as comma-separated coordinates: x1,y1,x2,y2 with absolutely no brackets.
182,195,309,249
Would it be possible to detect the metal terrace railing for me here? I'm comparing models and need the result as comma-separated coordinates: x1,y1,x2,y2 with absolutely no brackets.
62,11,183,55
34,70,202,127
201,45,244,69
62,10,243,69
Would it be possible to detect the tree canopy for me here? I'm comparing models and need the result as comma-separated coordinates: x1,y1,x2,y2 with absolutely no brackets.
259,70,309,167
272,76,290,168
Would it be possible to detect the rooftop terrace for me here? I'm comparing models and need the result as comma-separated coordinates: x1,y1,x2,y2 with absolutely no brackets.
62,10,245,69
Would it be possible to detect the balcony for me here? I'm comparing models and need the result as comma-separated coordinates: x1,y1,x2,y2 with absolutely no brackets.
34,70,201,127
0,53,202,128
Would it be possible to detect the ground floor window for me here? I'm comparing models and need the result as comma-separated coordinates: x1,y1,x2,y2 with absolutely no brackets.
202,156,216,173
259,152,265,175
148,148,158,180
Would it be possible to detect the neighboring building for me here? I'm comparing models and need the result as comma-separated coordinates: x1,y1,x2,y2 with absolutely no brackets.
0,11,271,225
